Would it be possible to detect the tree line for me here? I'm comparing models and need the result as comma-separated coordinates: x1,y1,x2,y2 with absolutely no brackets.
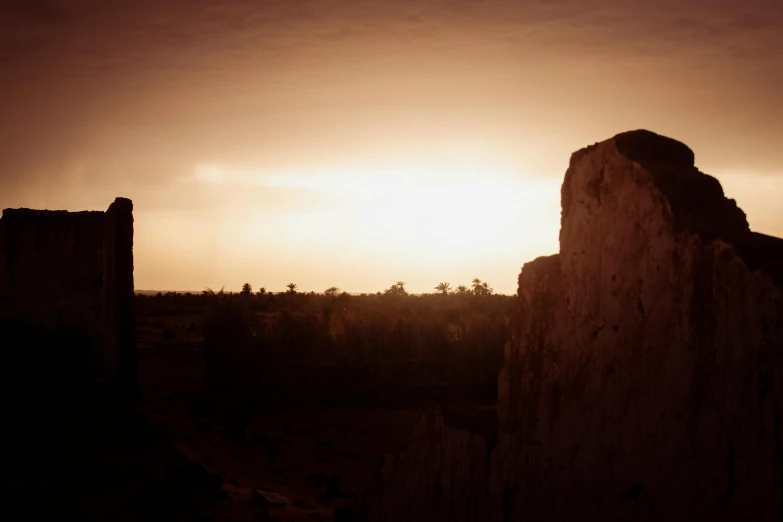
235,278,496,297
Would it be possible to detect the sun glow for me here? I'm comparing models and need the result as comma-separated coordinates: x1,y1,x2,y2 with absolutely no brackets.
176,160,561,293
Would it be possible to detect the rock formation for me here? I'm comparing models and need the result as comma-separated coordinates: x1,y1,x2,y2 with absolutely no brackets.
368,130,783,521
0,198,137,395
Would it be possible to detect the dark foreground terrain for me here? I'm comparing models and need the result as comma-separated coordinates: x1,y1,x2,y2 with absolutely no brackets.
0,296,498,521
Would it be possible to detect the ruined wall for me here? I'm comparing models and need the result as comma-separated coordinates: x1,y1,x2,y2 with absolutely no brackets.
104,197,138,394
369,131,783,521
0,198,136,394
0,209,104,330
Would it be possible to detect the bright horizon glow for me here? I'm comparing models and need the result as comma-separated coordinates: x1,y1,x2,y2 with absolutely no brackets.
133,160,562,294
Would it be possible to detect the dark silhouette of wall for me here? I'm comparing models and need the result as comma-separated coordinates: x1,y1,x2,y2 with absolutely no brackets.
0,197,137,395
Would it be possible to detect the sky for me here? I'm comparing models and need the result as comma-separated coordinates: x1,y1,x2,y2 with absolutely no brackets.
1,0,781,294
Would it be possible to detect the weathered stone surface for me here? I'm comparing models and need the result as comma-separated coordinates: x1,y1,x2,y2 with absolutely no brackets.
368,130,783,521
0,198,137,394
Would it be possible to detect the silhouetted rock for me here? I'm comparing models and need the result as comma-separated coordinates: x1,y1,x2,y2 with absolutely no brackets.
0,198,137,396
368,130,783,521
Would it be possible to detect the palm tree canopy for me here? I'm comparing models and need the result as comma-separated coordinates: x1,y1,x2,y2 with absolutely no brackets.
435,282,452,294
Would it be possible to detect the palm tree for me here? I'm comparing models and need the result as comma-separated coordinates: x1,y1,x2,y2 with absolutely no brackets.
455,285,469,295
434,282,452,295
384,281,408,296
287,282,298,293
472,278,493,296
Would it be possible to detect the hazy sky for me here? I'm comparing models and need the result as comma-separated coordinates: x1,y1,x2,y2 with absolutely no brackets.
1,0,782,294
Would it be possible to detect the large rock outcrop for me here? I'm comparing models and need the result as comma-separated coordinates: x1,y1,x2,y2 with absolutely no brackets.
368,130,783,521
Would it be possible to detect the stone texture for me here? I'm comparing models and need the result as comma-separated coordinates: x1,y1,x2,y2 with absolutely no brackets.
368,130,783,521
0,209,105,332
0,198,137,394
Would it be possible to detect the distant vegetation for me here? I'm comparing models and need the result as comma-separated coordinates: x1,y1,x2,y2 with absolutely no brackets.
136,280,513,407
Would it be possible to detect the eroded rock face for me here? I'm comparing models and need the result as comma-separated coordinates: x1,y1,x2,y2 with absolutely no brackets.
369,130,783,521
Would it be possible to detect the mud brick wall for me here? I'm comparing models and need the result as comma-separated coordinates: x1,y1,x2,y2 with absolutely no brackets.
0,198,137,394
